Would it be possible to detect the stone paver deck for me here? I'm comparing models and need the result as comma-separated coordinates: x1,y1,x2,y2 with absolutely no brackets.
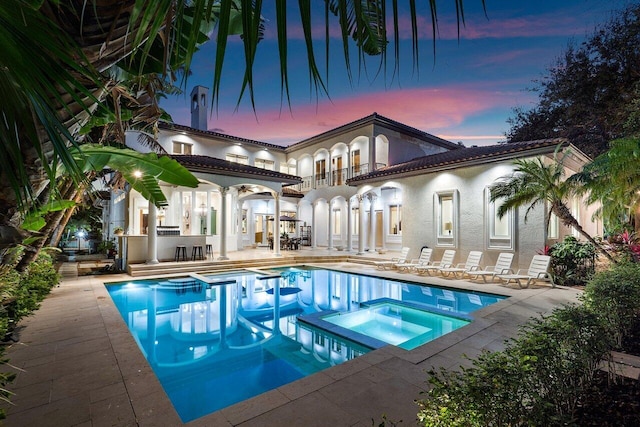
2,255,581,426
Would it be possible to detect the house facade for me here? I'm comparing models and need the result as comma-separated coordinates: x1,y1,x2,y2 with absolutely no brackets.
107,86,601,270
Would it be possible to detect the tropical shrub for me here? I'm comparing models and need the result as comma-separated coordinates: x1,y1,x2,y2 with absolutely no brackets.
417,304,613,426
11,250,60,320
582,262,640,348
549,236,596,286
607,230,640,263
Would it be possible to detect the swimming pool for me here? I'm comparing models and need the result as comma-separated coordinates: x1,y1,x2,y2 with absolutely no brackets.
106,266,505,421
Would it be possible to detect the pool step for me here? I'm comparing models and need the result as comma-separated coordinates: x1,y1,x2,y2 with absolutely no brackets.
126,254,382,277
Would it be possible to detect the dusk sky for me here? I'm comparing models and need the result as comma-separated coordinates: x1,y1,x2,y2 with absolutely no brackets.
160,0,631,147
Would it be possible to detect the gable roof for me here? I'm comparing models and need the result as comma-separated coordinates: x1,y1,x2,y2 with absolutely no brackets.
347,139,576,185
285,112,461,152
170,154,301,185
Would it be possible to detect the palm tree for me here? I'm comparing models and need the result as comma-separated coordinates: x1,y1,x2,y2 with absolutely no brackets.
572,137,640,234
490,150,616,263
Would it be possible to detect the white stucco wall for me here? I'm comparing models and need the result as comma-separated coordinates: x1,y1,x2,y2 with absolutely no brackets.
400,159,564,271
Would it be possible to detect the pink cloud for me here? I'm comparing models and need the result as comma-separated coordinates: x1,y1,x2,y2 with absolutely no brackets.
174,83,532,146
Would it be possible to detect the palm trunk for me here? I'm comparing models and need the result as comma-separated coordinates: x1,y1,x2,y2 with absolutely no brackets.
552,202,617,264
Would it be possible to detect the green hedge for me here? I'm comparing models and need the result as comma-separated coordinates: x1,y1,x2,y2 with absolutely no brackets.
417,262,639,426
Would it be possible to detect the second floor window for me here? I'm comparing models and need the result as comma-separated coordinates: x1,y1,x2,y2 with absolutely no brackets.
255,158,275,170
226,153,248,165
172,142,192,154
351,149,361,173
315,159,326,180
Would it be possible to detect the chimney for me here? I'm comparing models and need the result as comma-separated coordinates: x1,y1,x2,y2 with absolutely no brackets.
190,86,209,131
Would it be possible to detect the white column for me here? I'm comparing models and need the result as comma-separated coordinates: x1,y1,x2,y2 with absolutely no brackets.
368,193,376,251
347,196,353,252
357,195,365,255
311,201,317,248
218,187,229,260
146,200,159,264
236,199,244,251
273,192,282,256
206,191,212,235
369,135,376,171
327,200,334,250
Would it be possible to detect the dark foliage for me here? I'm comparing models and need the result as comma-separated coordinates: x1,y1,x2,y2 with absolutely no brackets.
507,4,640,159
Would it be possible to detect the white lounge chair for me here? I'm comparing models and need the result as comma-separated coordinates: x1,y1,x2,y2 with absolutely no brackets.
498,255,552,288
468,253,514,283
440,251,483,279
415,250,456,276
397,248,433,272
375,247,410,270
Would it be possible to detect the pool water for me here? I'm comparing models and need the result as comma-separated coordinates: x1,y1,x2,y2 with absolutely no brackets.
321,301,470,350
106,267,505,421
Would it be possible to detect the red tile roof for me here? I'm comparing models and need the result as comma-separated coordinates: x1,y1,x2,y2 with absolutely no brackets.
169,154,301,184
347,139,571,185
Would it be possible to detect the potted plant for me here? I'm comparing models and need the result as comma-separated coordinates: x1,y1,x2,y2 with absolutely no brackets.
113,226,124,236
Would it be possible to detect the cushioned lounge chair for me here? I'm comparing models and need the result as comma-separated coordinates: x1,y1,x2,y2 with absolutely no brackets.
397,248,433,272
468,253,514,283
440,251,483,279
375,247,410,270
498,255,552,288
415,250,456,276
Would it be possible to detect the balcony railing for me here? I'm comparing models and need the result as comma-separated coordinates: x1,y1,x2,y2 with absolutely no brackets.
295,163,375,192
315,175,328,188
331,168,348,186
351,163,369,178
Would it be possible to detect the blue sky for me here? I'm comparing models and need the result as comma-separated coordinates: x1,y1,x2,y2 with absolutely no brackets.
160,0,631,147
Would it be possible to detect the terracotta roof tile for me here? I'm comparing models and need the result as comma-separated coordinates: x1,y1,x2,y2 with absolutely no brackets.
347,139,569,184
169,154,301,184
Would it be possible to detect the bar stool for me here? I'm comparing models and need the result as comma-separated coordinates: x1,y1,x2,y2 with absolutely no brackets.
191,245,204,261
205,244,213,258
174,245,187,262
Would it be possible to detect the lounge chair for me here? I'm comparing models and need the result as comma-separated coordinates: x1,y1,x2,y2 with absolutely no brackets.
397,248,433,272
498,255,552,288
440,251,483,279
468,253,514,283
415,250,456,276
375,247,410,270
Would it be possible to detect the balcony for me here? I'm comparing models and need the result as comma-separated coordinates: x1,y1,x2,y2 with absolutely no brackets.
351,163,369,178
294,163,378,192
331,168,348,186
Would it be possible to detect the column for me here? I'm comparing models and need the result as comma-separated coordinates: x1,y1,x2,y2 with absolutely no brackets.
206,191,212,235
357,195,365,255
367,193,376,251
146,200,158,264
236,198,244,251
273,192,281,256
347,196,353,252
327,200,334,250
311,201,317,248
369,135,376,171
218,187,229,260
